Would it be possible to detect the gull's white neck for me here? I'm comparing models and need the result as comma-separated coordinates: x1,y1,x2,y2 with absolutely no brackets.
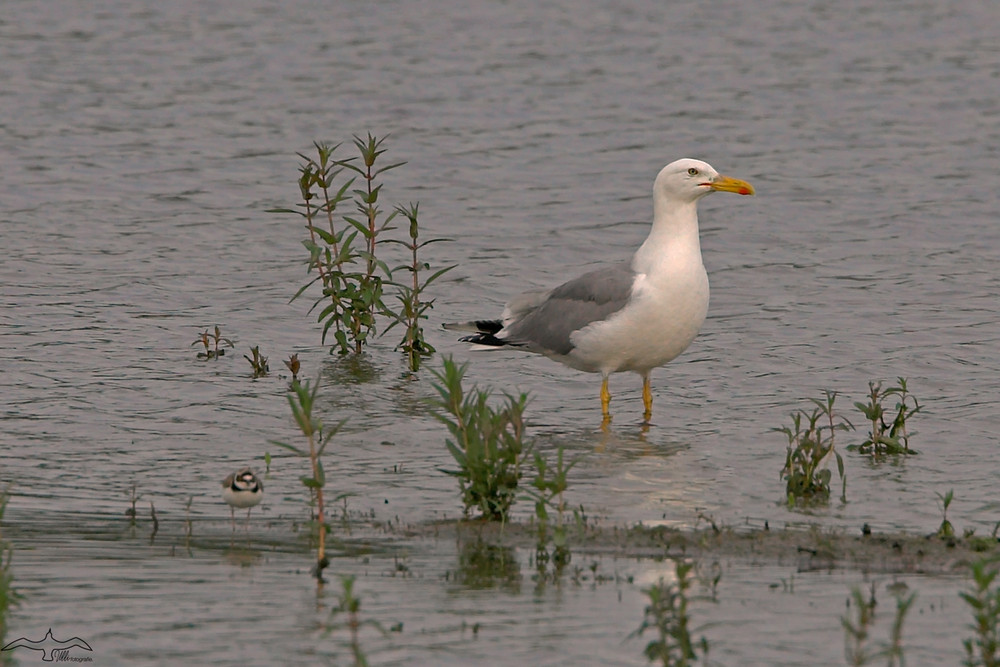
631,196,704,275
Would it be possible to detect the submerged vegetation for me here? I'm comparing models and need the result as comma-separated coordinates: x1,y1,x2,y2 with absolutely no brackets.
244,345,269,378
777,390,850,505
778,379,923,506
847,378,921,457
937,489,956,539
192,325,234,359
283,353,301,383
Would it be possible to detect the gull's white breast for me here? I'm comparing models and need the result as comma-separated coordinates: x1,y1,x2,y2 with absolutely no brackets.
568,255,709,374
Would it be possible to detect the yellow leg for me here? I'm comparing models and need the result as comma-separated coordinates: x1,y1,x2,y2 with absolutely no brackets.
642,374,653,424
600,376,612,427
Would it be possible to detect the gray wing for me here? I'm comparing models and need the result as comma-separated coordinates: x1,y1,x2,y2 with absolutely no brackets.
502,262,636,356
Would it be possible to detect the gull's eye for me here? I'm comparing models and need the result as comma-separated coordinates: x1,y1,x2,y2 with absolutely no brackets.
687,167,699,176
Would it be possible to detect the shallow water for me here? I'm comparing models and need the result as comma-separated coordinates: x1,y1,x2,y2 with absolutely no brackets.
2,0,999,663
0,516,974,666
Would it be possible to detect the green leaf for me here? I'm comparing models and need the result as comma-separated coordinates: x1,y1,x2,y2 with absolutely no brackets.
373,161,406,177
317,299,341,322
316,419,346,457
420,264,457,288
445,440,467,467
270,440,306,456
363,183,383,204
416,237,454,248
854,401,874,416
315,459,326,488
308,225,338,245
290,278,318,304
321,316,340,346
343,216,371,237
286,396,307,433
331,177,355,201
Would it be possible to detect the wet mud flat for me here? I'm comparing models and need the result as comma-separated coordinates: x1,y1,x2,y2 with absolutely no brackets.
8,508,989,576
408,516,994,575
5,509,992,665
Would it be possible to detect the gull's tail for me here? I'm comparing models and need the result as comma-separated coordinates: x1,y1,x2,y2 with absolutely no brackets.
443,320,510,348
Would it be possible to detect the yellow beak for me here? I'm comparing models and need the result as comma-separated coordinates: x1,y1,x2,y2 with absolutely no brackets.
709,175,755,196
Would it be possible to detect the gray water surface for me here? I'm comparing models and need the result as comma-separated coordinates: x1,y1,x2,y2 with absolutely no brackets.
2,0,999,664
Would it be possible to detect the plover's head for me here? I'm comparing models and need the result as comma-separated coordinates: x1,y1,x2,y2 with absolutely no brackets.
228,468,261,491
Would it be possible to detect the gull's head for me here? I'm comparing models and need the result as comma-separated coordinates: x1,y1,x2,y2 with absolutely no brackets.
655,158,755,203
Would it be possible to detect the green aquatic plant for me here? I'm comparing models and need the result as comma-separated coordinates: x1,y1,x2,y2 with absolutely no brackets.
278,138,392,355
776,390,851,506
961,558,1000,667
272,377,345,581
192,325,234,359
936,489,955,539
284,353,301,383
243,345,269,378
328,133,401,354
629,560,710,667
286,141,356,351
848,378,921,457
383,202,454,371
275,135,450,367
430,357,531,522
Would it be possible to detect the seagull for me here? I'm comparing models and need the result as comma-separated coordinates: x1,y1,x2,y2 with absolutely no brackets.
221,467,263,531
446,158,754,425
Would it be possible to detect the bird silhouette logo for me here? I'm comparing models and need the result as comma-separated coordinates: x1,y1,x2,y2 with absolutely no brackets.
1,628,93,661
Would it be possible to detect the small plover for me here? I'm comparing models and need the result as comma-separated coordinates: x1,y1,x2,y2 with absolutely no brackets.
221,467,263,530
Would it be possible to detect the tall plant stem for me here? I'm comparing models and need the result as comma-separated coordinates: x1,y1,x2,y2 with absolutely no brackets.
308,428,326,565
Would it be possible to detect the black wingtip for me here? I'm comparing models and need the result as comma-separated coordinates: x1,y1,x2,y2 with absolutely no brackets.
472,319,503,334
443,319,504,334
